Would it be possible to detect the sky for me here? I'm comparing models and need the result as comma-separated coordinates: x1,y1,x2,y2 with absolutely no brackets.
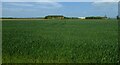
2,2,118,18
1,0,119,2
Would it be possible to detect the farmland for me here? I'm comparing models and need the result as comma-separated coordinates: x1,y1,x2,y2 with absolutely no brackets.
2,19,118,63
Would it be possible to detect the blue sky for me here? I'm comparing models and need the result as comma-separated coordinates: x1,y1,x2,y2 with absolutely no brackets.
2,2,118,18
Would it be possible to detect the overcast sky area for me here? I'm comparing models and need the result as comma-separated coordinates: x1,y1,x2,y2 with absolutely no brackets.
2,2,118,18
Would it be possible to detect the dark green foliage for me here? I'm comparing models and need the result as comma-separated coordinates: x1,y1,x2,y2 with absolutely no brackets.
117,15,119,19
64,17,79,19
85,17,107,19
2,19,118,63
45,15,64,19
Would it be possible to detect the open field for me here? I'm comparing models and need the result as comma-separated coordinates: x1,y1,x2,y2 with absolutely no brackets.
0,19,49,21
2,19,118,63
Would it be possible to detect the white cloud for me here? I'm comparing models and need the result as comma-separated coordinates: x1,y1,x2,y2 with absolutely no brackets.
92,2,118,17
3,2,63,9
92,2,118,10
36,2,62,8
2,0,53,2
94,0,119,2
7,3,34,7
92,2,118,6
92,0,118,7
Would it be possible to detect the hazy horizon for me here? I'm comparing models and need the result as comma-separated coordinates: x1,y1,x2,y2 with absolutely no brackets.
2,2,118,18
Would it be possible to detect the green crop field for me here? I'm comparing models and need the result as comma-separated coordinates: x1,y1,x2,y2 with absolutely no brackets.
2,19,118,63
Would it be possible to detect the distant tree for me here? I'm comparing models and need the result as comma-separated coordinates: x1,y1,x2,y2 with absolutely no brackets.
64,17,71,19
117,15,119,19
85,16,106,19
